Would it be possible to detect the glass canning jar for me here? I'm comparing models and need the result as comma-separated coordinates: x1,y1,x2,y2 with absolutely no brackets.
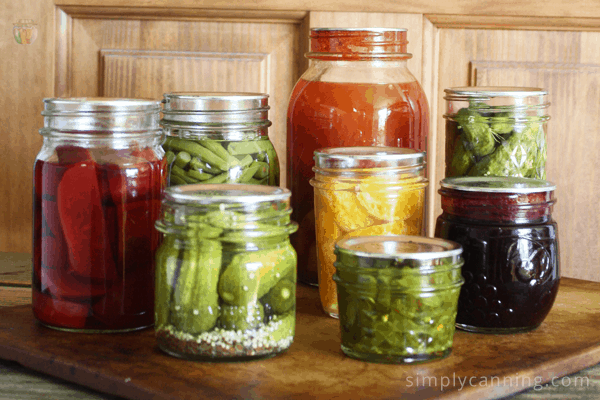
444,87,550,179
287,28,430,285
434,176,560,333
154,184,298,361
333,235,464,364
32,98,166,332
161,92,280,187
310,147,428,318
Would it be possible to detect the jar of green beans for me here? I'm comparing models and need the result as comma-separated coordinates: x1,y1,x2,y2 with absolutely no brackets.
161,92,280,187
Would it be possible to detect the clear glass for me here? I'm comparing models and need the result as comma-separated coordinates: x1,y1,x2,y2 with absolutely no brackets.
333,235,464,364
310,147,427,318
32,98,165,332
154,184,298,361
287,28,430,286
434,177,560,333
444,86,550,179
161,92,280,187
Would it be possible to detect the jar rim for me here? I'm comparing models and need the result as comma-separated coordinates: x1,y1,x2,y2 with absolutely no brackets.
335,235,463,261
444,86,547,98
314,146,425,169
163,92,269,112
164,183,291,205
42,97,161,114
440,177,556,193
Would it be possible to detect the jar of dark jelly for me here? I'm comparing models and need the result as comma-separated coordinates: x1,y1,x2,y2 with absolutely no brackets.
434,176,559,333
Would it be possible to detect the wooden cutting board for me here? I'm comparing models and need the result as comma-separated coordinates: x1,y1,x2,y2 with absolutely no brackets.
1,278,600,400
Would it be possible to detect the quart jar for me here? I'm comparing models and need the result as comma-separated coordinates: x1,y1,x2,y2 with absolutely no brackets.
333,235,464,364
154,184,298,361
434,176,560,333
32,98,165,332
287,28,430,285
310,147,428,318
161,92,280,187
444,87,550,178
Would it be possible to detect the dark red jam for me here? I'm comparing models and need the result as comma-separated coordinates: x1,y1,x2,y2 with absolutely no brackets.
434,177,559,333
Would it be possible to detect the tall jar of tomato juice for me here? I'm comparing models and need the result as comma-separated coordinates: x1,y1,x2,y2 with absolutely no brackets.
287,28,430,285
32,98,166,332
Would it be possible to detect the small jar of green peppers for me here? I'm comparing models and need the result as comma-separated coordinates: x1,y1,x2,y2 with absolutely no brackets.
154,183,298,361
161,92,280,187
444,87,550,179
333,235,464,364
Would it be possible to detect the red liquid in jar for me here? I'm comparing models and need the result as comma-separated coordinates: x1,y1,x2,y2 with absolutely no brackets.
32,147,165,331
287,79,429,284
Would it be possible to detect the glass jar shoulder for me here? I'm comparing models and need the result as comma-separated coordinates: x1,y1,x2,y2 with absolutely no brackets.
300,59,419,85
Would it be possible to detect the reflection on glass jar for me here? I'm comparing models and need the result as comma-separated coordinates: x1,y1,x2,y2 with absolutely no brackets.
310,147,428,318
161,92,280,187
154,184,298,361
333,235,464,364
287,28,430,286
32,98,165,332
434,176,560,333
444,87,550,179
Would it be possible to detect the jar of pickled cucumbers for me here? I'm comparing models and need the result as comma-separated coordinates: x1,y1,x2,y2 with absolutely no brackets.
444,87,550,179
334,235,464,364
32,98,165,332
310,147,428,318
154,184,298,361
161,92,280,187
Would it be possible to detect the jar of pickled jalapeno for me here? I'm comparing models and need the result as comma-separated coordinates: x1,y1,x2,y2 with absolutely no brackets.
434,177,560,333
161,92,280,187
333,235,464,364
154,184,298,361
444,87,550,179
32,98,166,332
310,147,428,318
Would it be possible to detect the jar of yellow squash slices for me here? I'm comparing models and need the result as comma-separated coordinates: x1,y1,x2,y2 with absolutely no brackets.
310,147,428,318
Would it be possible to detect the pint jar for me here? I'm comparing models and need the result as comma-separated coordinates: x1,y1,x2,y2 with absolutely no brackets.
161,92,280,187
287,28,430,285
154,184,298,361
435,177,560,333
310,147,428,318
333,235,464,364
32,98,166,332
444,87,550,179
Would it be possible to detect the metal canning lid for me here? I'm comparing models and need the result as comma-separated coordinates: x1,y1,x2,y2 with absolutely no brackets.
161,92,271,125
41,97,161,132
444,86,547,99
164,183,291,205
335,235,462,262
314,147,425,170
440,176,556,193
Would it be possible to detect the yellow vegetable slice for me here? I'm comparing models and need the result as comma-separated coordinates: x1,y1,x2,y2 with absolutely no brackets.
341,220,410,239
356,188,423,222
315,187,374,231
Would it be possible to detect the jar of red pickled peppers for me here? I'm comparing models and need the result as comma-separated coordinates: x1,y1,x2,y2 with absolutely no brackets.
32,98,166,332
287,28,430,285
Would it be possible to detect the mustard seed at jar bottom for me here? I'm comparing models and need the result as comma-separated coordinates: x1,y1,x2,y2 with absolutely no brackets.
154,184,298,361
334,235,464,364
310,147,428,318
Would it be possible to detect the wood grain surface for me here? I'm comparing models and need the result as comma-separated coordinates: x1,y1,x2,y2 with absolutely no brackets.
0,279,600,400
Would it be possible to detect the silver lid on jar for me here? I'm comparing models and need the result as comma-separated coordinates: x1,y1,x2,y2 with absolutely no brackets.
336,235,462,262
161,92,271,126
440,176,556,193
313,146,425,170
444,86,550,110
164,183,290,205
41,98,161,133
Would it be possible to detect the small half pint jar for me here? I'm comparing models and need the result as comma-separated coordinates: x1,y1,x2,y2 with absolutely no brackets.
333,235,464,364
